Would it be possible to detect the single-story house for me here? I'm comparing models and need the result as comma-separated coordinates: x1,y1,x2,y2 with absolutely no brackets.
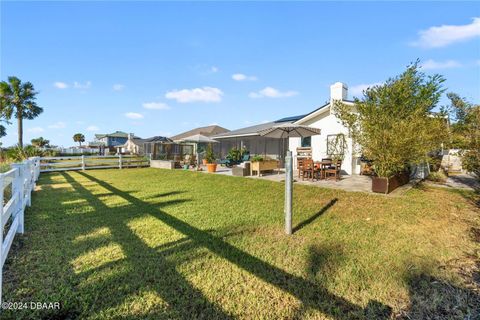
170,125,230,141
213,82,360,175
289,82,359,175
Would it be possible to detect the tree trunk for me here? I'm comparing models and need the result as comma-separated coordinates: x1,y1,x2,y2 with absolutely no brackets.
17,116,23,148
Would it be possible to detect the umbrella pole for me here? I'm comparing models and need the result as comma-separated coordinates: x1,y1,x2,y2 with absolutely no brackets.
285,150,293,235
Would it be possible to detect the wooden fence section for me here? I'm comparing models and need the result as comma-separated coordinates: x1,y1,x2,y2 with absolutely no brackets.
40,154,150,172
0,157,40,303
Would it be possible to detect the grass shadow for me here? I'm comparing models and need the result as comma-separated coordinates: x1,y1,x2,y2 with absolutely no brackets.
75,171,391,319
400,273,480,319
293,198,338,233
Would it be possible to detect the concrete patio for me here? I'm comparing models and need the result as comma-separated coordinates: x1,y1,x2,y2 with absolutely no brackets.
248,170,374,193
199,166,374,193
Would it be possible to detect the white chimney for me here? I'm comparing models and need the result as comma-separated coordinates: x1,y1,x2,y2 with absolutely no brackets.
330,82,348,102
128,133,134,140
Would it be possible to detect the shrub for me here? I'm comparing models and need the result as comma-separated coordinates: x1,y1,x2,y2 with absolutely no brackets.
334,61,449,177
6,145,44,162
205,144,216,164
251,155,264,162
426,170,447,183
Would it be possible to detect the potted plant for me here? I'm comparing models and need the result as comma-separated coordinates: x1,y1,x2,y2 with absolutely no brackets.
205,143,217,173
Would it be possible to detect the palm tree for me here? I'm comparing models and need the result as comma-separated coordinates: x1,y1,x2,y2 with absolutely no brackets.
0,76,43,147
73,133,85,147
31,137,50,148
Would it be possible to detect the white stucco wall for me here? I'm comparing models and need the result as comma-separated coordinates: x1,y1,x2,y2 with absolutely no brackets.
289,105,360,175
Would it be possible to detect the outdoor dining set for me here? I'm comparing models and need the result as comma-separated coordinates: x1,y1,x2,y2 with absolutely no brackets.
297,158,342,181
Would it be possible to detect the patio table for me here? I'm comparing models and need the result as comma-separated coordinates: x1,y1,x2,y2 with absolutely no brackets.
314,160,333,180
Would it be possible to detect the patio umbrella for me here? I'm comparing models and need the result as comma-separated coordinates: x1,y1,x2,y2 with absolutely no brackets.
178,134,219,144
179,134,219,166
259,124,321,235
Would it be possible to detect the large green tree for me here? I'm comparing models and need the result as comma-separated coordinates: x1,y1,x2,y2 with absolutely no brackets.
73,133,85,147
31,136,50,148
334,61,449,177
0,76,43,147
446,93,480,177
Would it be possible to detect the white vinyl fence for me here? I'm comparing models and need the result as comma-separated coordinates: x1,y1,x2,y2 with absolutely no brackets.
0,157,40,303
40,154,150,172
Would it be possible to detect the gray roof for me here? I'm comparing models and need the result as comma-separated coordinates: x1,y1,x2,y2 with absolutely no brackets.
213,114,306,139
132,136,173,144
170,125,229,141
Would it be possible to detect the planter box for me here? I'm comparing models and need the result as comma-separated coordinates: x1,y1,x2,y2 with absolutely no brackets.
250,160,279,176
150,160,175,170
372,172,410,194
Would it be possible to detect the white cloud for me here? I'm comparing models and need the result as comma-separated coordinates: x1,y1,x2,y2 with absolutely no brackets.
421,59,462,70
53,82,68,89
73,81,91,89
142,102,171,110
350,83,383,96
165,87,223,103
411,17,480,48
86,125,100,132
113,84,125,91
48,121,66,129
248,87,298,98
210,66,219,73
125,112,144,119
27,127,44,133
232,73,257,81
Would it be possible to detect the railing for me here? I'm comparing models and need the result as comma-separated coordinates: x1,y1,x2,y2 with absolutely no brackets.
0,157,40,303
39,155,150,172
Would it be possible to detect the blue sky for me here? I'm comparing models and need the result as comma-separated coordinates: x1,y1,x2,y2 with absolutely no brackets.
1,1,479,147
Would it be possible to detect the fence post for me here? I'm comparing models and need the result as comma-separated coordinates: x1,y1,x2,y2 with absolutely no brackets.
119,154,123,169
0,173,4,304
34,157,40,181
24,160,32,206
11,163,25,234
81,155,85,170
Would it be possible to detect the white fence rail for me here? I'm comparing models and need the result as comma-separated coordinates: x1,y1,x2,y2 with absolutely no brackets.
0,157,40,303
40,155,150,173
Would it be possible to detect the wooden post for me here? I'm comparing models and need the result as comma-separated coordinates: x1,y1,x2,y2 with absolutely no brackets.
119,154,123,169
11,163,24,234
25,161,32,206
81,155,85,170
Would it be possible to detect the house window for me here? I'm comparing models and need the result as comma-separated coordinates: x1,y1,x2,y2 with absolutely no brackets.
301,136,311,148
327,134,346,156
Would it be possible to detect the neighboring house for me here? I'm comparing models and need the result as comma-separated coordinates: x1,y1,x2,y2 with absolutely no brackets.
170,125,230,141
91,131,136,148
213,82,360,175
118,135,172,154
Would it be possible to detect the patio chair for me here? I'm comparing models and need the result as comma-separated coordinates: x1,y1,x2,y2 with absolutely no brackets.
324,160,342,181
301,159,315,181
297,158,305,178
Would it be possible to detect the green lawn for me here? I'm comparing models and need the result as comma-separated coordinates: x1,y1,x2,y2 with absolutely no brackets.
3,168,479,319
